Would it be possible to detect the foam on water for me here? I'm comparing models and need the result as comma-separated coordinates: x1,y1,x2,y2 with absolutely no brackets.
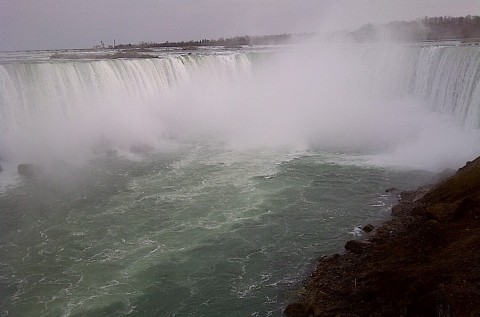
1,43,480,316
1,145,433,316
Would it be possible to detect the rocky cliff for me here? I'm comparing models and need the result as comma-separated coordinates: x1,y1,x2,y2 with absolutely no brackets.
285,156,480,317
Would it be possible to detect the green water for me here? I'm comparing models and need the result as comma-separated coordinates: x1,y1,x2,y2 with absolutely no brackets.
0,145,434,316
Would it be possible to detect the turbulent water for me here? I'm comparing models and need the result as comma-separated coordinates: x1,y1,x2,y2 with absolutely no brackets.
0,43,479,316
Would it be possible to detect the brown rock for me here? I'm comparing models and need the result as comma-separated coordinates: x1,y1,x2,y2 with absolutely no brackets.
318,253,340,263
408,291,450,316
344,240,371,254
453,196,480,219
284,302,313,317
391,204,405,216
362,224,374,232
424,203,457,222
422,220,443,240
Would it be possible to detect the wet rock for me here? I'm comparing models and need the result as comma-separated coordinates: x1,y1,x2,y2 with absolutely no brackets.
386,187,398,193
362,224,374,232
399,186,433,203
17,164,42,179
284,302,313,317
400,190,417,202
318,253,340,263
344,240,371,254
392,204,406,216
413,189,432,202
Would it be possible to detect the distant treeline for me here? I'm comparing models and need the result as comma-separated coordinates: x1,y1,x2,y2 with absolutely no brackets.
114,33,313,49
347,15,480,42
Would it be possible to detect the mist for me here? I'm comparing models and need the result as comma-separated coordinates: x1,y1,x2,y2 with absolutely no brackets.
1,39,480,178
153,45,480,171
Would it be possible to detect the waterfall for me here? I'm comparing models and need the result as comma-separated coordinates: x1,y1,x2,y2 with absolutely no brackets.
416,46,480,127
0,44,479,168
0,53,253,163
0,54,252,132
363,44,480,127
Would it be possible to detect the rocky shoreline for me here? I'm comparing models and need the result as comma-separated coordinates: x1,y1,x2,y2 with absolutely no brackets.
285,157,480,317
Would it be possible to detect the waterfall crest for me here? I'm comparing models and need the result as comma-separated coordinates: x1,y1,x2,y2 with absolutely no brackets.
0,45,479,168
0,53,252,162
363,44,480,127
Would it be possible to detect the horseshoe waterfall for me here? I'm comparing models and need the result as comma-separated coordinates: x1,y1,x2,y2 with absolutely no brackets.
0,43,479,316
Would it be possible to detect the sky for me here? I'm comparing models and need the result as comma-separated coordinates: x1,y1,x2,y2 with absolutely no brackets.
0,0,479,51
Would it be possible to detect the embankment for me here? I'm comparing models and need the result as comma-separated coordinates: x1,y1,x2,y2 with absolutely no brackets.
285,156,480,317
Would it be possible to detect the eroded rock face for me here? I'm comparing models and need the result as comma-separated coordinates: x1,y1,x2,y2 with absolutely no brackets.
17,164,42,179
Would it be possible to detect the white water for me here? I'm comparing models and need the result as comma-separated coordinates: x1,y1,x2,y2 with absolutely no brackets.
0,53,252,165
1,43,480,317
0,44,479,171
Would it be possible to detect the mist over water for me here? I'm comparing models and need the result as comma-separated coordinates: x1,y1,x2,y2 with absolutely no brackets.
1,43,480,316
154,44,480,171
1,44,479,173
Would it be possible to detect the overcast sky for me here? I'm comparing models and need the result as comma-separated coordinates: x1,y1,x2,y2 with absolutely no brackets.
1,0,479,51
